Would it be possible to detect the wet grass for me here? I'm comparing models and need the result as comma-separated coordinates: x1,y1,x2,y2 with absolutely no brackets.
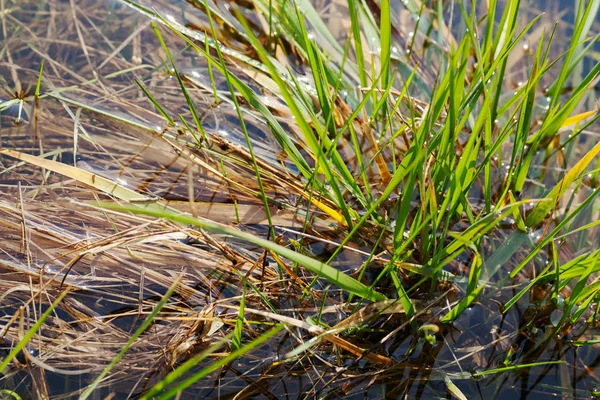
0,0,599,398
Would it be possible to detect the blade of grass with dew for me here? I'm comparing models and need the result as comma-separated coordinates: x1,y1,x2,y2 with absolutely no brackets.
98,203,386,302
277,10,375,208
0,289,70,372
79,274,183,399
550,251,600,331
291,6,334,135
490,13,548,196
441,252,484,323
324,36,381,196
275,6,374,203
540,250,600,284
519,53,599,190
500,186,600,309
411,203,528,297
513,55,543,193
252,0,360,91
364,0,435,96
329,68,443,255
568,283,600,327
493,0,520,61
326,69,442,264
291,0,347,64
155,16,353,226
545,1,599,109
325,142,427,265
316,69,392,204
502,259,556,312
203,1,276,240
347,0,368,92
532,31,600,145
487,6,544,131
151,22,206,145
526,138,600,227
232,9,358,227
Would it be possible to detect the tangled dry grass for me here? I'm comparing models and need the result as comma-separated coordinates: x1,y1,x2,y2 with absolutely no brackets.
0,1,408,397
1,0,600,399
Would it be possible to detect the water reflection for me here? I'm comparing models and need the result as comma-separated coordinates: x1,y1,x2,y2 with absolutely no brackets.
0,0,598,399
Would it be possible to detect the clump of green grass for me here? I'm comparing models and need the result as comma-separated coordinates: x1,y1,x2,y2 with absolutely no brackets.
1,0,599,398
98,0,599,395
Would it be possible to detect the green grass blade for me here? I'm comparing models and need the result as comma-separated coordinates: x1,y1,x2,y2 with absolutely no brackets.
79,274,183,399
0,289,70,373
34,60,44,97
99,203,387,302
151,22,206,144
134,78,175,126
232,8,356,227
140,334,232,400
232,283,246,352
526,139,600,227
379,0,391,88
153,325,284,399
472,361,565,378
203,0,276,239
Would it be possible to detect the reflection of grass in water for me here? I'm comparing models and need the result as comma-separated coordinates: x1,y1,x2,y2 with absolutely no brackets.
0,0,599,398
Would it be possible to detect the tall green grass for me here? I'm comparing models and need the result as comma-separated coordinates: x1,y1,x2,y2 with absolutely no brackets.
98,0,600,394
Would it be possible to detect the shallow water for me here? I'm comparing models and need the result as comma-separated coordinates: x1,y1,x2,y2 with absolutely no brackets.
0,0,599,399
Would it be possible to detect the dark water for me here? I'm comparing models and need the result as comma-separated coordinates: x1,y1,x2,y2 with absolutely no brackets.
0,0,598,399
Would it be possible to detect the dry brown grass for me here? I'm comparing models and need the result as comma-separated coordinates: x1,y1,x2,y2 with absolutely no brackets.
1,0,599,398
0,1,400,397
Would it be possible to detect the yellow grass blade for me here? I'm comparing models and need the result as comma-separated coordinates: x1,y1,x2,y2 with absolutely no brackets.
560,109,599,129
526,138,600,227
0,149,339,229
0,148,172,214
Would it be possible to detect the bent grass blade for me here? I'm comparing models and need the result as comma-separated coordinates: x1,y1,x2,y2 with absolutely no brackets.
526,138,600,227
98,203,387,302
79,274,183,399
148,325,284,400
0,289,70,373
0,148,382,301
139,334,233,399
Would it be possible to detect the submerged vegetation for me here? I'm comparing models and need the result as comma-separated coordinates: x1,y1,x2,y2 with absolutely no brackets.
0,0,599,398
